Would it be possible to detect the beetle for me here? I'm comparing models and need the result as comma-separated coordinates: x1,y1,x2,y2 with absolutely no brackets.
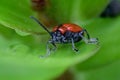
30,16,98,57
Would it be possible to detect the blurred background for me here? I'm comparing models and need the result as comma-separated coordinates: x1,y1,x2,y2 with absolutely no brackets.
0,0,120,80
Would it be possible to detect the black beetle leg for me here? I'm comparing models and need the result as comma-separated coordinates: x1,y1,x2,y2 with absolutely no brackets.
83,29,90,39
71,38,79,52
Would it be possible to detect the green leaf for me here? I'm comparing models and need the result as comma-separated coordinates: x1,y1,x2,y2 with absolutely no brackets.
76,17,120,70
0,0,46,35
1,0,118,80
49,0,110,23
0,0,110,34
15,29,31,36
77,0,110,20
0,24,99,80
0,29,99,80
75,60,120,80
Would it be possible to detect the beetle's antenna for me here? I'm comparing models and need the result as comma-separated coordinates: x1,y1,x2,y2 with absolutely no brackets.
30,16,52,36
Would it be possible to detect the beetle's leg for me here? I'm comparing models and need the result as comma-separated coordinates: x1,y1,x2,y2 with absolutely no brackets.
84,29,98,44
40,41,56,58
40,41,51,58
51,42,57,51
79,29,98,44
71,38,79,52
83,29,90,39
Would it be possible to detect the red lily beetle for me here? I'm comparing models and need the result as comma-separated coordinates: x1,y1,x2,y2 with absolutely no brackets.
30,16,98,57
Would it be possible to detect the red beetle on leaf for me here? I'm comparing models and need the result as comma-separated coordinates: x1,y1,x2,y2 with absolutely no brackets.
30,16,98,57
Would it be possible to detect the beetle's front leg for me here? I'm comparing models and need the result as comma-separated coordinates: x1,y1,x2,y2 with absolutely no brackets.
40,41,57,58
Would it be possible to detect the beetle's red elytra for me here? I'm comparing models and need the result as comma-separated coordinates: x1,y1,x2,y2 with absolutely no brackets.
53,23,83,34
30,16,98,57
